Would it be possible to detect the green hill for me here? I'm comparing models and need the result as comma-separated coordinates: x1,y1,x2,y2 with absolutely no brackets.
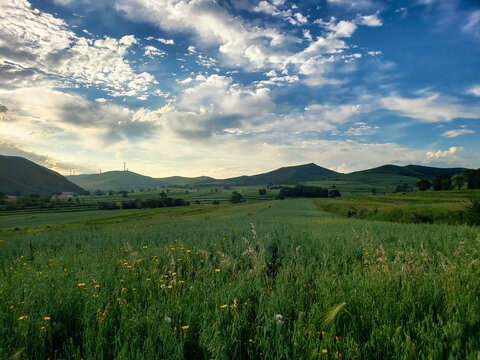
0,155,87,195
219,163,339,186
67,171,216,191
343,164,466,182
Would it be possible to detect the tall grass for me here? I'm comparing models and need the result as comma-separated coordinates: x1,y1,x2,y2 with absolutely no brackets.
0,199,479,359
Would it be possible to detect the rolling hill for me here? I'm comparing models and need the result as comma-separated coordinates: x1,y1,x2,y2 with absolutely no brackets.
342,164,466,182
0,155,88,195
67,171,216,191
219,163,339,186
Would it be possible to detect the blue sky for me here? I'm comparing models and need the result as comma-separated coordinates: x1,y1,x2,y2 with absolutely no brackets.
0,0,479,177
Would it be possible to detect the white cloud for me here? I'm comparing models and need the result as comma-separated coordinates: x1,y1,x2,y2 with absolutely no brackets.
357,12,383,27
381,93,478,122
463,10,480,36
467,85,480,97
424,147,462,163
442,129,475,138
144,45,166,58
157,37,175,45
0,0,157,97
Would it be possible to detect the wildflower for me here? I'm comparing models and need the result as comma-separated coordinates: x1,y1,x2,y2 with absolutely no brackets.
220,304,228,309
143,245,147,249
179,280,185,284
322,349,328,354
41,326,46,330
18,316,27,321
167,285,173,289
161,284,166,289
215,269,221,273
95,284,100,289
321,331,325,336
146,278,151,281
186,250,191,253
165,316,172,323
275,314,283,325
77,283,86,287
181,325,189,330
249,339,253,343
9,305,14,310
172,272,177,276
44,317,50,321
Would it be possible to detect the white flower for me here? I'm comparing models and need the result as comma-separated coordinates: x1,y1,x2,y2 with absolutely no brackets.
164,316,171,323
161,284,166,289
276,314,284,325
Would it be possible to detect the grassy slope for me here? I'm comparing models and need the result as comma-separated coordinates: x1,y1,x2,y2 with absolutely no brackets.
1,198,479,359
0,155,87,195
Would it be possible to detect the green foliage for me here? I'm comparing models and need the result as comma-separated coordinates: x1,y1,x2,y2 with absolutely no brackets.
465,169,480,189
451,174,464,190
230,191,244,203
279,184,329,198
258,189,267,195
466,198,480,226
1,199,480,359
416,179,431,191
433,174,452,191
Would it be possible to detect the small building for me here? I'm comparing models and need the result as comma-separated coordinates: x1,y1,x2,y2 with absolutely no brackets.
5,195,18,201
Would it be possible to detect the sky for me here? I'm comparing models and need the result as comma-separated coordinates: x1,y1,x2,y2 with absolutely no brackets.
0,0,479,178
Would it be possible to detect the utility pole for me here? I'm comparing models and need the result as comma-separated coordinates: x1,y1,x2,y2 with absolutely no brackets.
124,162,126,171
100,168,102,174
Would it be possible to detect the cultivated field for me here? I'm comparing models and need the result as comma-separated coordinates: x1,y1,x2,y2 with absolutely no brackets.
1,198,479,359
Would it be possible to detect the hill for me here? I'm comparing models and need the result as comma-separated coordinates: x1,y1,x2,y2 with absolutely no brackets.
219,163,339,186
67,171,216,191
343,164,466,182
0,155,87,195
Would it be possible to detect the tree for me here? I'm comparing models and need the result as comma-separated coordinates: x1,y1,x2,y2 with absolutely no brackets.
451,174,464,190
417,179,431,191
258,189,267,195
432,174,452,191
230,191,244,203
465,169,480,189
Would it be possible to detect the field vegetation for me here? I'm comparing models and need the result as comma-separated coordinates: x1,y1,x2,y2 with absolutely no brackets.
1,198,480,359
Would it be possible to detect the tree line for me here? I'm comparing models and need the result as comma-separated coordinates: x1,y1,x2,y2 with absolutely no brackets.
277,184,341,199
417,169,480,191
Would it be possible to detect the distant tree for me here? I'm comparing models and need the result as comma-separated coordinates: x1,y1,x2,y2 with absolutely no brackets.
258,188,267,195
93,189,105,196
329,189,341,198
465,169,480,189
371,189,377,195
212,200,220,205
416,179,431,191
451,174,464,190
231,191,244,203
194,200,200,204
120,191,128,197
433,174,452,191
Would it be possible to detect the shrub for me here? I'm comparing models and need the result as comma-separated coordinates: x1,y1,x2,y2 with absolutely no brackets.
466,198,480,226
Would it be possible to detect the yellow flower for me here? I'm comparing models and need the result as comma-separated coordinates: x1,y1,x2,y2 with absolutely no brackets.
146,278,151,281
179,280,185,284
321,331,325,336
143,245,147,249
249,339,253,343
172,272,177,276
220,304,228,309
18,316,27,321
322,349,328,354
44,317,50,321
77,283,86,287
181,325,189,330
9,305,14,310
186,250,191,253
41,326,46,330
95,284,100,289
167,285,173,289
215,269,221,273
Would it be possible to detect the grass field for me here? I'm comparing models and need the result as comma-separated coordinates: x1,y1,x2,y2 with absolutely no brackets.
1,198,479,359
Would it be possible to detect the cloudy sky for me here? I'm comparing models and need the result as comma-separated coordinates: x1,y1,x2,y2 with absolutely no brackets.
0,0,479,177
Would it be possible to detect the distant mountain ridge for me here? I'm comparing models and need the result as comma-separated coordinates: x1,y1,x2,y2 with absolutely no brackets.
66,162,468,191
1,154,469,194
0,155,87,195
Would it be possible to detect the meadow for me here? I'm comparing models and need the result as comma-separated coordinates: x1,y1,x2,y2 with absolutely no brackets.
1,198,480,359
